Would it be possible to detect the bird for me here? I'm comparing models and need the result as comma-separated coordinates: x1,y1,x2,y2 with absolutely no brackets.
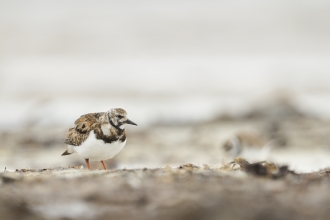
61,108,137,170
221,132,274,162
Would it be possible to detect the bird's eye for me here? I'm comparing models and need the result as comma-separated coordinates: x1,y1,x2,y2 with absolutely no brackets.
117,115,123,119
224,143,232,151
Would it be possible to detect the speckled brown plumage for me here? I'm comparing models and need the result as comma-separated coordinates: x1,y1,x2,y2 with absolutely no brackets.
64,112,126,146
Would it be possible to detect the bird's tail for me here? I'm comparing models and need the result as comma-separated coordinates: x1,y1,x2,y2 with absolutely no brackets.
61,145,75,156
61,150,72,156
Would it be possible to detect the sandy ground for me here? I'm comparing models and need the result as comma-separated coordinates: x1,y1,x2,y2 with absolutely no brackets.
1,163,330,220
1,102,330,220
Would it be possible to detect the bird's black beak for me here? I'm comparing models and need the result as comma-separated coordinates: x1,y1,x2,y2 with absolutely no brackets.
125,119,137,126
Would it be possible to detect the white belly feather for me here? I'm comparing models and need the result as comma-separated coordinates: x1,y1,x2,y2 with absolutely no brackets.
71,131,126,161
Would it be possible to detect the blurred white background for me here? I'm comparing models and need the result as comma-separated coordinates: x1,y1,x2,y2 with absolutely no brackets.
1,0,330,130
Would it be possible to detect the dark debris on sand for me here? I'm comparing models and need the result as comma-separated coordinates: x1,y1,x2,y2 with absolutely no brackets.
232,158,297,179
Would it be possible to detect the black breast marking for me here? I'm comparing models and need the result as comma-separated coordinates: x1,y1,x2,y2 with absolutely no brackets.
93,124,126,144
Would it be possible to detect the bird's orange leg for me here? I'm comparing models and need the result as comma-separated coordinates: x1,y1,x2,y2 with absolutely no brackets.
101,161,107,170
85,158,91,170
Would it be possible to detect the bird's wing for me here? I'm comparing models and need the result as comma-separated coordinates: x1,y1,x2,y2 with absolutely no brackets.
64,112,104,146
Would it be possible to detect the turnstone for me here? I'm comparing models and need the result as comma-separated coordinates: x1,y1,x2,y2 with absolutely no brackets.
221,132,274,162
61,108,137,170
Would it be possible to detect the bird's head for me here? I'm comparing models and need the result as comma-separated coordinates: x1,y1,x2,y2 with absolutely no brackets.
107,108,137,130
